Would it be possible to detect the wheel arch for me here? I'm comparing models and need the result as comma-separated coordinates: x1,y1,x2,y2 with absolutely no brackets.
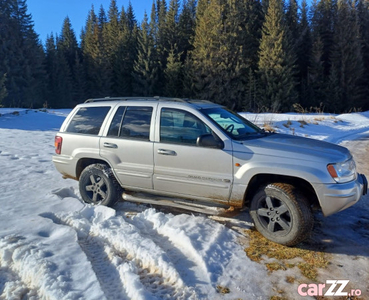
76,158,113,180
244,174,319,209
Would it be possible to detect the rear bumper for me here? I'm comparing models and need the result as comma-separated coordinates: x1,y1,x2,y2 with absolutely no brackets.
52,155,77,180
316,173,367,217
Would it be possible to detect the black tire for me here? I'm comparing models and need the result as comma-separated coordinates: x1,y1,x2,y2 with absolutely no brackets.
249,183,313,246
79,163,121,207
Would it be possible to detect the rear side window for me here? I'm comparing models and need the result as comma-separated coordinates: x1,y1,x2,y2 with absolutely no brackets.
121,107,152,140
66,107,111,135
107,106,126,137
107,106,153,141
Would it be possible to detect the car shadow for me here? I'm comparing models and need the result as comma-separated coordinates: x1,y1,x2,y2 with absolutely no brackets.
115,197,369,257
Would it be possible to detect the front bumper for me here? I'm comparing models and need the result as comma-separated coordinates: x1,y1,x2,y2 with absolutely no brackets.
315,173,367,217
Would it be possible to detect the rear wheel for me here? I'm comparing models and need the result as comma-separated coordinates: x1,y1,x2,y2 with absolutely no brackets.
250,183,313,246
79,164,121,206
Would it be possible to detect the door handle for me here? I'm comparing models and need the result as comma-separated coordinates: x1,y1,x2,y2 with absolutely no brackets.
157,149,177,156
103,142,118,149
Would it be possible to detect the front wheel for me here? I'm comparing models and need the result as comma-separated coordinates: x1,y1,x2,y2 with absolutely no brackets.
79,164,121,207
250,183,313,246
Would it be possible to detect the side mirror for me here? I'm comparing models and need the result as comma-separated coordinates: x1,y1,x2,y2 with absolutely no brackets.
196,134,224,149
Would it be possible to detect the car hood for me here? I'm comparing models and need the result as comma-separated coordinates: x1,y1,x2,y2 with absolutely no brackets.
234,133,351,163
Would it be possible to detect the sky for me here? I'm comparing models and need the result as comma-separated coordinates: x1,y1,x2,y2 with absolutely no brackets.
26,0,151,44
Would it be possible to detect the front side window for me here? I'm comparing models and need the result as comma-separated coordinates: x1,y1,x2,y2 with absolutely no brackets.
202,107,262,140
160,108,211,145
66,106,111,135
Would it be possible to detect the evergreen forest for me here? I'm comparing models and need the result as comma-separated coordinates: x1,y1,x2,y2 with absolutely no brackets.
1,0,369,113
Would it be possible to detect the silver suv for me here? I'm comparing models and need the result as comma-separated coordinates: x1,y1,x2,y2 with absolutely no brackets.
52,97,367,246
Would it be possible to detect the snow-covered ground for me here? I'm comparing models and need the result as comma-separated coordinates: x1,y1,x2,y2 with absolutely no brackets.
0,108,368,300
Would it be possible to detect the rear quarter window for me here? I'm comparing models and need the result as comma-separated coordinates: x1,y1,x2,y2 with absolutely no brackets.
66,106,111,135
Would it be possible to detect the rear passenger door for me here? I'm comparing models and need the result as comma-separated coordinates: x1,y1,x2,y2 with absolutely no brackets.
100,104,155,190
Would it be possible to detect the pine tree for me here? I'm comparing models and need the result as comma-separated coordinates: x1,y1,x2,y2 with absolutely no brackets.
113,2,138,96
155,0,168,94
310,0,336,77
58,17,79,70
257,0,298,112
105,0,120,59
356,0,369,110
297,0,312,77
235,0,264,72
132,13,158,96
0,73,7,105
164,46,182,96
296,0,313,107
329,0,364,111
178,0,197,61
58,17,80,105
244,69,259,111
44,34,58,107
182,55,195,98
191,0,224,102
44,34,73,108
0,0,45,107
309,34,327,107
81,6,111,98
56,37,74,107
286,0,299,45
0,0,16,106
126,1,136,31
191,0,248,107
73,51,86,103
165,0,180,49
105,0,122,95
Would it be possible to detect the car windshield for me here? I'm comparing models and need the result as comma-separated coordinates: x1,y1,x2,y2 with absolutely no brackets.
202,107,263,140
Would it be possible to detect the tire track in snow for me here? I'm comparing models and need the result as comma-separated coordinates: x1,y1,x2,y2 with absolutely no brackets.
0,260,38,300
0,235,80,300
126,212,211,288
76,236,128,300
40,213,126,300
40,211,196,300
129,209,241,298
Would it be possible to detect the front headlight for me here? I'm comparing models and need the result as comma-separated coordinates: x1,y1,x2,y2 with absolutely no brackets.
327,159,357,183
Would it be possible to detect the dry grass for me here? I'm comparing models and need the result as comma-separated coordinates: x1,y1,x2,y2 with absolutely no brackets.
283,120,293,128
263,123,277,133
216,285,230,294
314,117,326,122
285,276,295,284
266,262,287,272
298,120,308,127
315,296,361,300
244,230,329,281
270,296,288,300
293,102,325,114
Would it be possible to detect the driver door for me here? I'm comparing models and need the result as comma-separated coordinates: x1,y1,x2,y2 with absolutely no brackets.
153,107,233,201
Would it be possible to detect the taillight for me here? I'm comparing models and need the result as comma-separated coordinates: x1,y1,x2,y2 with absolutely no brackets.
55,136,63,154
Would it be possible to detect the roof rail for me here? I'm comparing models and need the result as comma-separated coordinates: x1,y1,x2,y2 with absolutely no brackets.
85,97,152,103
84,96,213,104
